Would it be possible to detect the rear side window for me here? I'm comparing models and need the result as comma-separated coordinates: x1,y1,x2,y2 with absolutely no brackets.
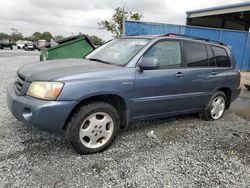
144,41,181,68
212,46,231,67
183,42,208,67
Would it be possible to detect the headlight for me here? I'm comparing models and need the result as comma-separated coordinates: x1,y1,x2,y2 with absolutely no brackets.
27,81,64,100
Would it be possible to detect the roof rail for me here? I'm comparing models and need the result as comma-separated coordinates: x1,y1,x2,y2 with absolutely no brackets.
161,33,226,46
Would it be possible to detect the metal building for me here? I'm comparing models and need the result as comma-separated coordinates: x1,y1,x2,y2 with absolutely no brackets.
124,2,250,70
186,2,250,31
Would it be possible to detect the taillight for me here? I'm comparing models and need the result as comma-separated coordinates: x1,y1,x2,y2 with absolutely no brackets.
236,70,241,87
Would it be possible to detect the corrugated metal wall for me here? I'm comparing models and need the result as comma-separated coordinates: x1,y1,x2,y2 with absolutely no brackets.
125,21,250,70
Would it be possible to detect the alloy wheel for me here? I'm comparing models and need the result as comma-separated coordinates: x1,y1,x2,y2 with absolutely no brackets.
79,112,114,149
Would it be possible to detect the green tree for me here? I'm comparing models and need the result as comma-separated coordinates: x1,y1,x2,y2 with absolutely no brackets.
24,36,34,41
98,7,142,37
42,32,53,42
86,35,104,46
0,32,10,40
32,32,43,41
10,28,23,41
32,32,53,42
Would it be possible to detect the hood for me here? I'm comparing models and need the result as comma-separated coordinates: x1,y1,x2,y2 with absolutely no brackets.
18,59,122,82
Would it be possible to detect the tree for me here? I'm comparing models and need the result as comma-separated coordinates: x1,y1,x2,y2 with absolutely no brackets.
24,36,34,41
98,7,142,37
32,32,43,41
42,32,53,42
32,31,53,42
0,32,10,40
86,35,104,46
10,28,23,41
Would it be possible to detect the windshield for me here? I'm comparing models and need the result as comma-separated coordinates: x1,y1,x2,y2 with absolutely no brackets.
86,38,150,66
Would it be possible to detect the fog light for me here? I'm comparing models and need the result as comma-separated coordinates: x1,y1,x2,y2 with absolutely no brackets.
22,108,32,121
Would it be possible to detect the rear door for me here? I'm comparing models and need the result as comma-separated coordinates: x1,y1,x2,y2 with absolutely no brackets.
211,45,234,88
180,42,221,109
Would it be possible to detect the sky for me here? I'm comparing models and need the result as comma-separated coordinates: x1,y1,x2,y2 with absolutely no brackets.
0,0,247,40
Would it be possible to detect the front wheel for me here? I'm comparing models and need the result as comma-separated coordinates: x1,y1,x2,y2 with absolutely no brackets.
65,102,119,154
200,91,226,121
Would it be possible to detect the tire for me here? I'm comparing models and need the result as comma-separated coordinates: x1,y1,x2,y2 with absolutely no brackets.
200,91,226,121
65,102,119,154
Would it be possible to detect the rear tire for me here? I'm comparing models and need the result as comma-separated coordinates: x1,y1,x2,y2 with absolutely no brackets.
200,91,226,121
65,102,119,154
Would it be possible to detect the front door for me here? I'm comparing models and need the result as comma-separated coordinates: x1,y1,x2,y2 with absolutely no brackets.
133,40,187,119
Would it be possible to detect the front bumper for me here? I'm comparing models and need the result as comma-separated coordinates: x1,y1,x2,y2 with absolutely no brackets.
7,85,75,133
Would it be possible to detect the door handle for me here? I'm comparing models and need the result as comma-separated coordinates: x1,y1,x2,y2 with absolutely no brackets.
176,72,184,78
211,70,218,75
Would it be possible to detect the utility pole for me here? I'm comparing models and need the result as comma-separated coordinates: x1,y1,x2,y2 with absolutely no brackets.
122,2,126,37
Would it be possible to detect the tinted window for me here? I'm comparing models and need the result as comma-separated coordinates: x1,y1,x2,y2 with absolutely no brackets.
183,42,208,67
144,41,181,68
206,45,216,66
212,46,231,67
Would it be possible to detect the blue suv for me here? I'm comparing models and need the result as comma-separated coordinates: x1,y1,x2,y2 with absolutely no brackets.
7,34,241,154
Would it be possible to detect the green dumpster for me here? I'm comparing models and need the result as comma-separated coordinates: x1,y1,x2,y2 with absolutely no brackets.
40,35,95,61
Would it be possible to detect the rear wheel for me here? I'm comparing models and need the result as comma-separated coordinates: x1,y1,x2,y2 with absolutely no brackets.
65,102,119,154
200,91,226,121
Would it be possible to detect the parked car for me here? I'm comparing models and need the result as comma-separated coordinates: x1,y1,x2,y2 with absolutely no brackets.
24,41,35,51
16,40,26,49
0,39,13,50
7,34,241,154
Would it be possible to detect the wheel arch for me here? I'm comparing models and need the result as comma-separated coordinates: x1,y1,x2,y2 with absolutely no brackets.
63,94,128,131
217,87,232,109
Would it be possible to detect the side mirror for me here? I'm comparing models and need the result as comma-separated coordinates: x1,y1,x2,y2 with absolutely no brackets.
139,57,159,70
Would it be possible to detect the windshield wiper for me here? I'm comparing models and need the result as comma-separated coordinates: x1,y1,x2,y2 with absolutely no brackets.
88,58,111,65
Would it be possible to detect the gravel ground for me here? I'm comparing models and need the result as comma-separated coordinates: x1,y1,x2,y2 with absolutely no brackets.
0,50,250,188
241,72,250,98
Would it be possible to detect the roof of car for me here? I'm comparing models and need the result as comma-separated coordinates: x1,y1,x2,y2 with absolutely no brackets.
120,35,157,39
121,34,227,47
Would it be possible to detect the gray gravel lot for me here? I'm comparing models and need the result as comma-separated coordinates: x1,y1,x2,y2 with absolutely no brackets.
0,49,250,188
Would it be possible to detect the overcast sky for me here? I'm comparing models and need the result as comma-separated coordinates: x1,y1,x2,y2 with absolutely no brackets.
0,0,247,40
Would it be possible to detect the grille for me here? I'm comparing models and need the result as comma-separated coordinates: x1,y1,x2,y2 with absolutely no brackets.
15,73,26,95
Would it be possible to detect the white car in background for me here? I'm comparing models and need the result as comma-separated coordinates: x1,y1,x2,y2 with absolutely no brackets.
24,41,35,51
16,40,26,49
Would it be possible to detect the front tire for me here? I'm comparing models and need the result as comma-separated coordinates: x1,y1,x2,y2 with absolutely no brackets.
65,102,119,154
200,91,226,121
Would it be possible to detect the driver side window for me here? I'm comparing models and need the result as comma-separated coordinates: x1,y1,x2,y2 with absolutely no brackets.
144,41,181,68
